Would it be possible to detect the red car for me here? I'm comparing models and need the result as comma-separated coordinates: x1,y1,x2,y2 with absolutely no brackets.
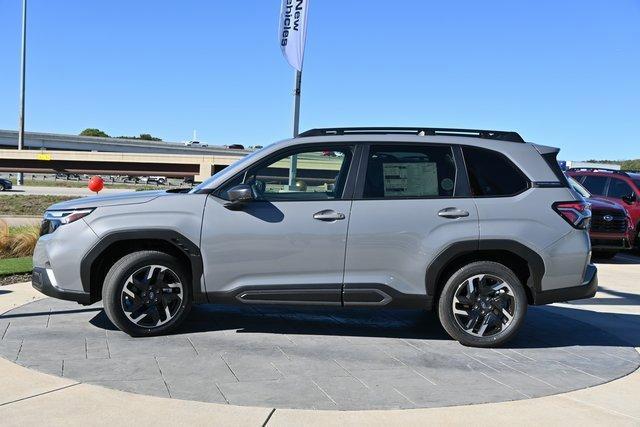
567,171,637,258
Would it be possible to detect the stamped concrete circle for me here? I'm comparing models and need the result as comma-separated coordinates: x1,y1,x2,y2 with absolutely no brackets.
1,298,638,410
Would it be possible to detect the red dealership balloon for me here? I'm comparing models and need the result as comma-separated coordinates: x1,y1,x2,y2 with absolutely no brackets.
88,176,104,193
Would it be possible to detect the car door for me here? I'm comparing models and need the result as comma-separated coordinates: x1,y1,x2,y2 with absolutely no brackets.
606,177,640,226
200,144,358,305
343,143,479,306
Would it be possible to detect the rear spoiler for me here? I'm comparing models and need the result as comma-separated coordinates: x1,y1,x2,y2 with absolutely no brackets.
532,144,568,188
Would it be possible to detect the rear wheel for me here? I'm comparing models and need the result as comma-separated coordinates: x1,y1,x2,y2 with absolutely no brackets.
438,261,527,347
102,250,192,337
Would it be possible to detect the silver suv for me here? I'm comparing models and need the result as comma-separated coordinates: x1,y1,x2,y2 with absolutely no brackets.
32,127,597,347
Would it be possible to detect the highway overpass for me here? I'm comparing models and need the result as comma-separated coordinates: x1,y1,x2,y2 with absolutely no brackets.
0,129,253,156
0,148,245,181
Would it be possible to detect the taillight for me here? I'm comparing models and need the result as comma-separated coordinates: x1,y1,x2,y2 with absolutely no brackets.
553,201,591,229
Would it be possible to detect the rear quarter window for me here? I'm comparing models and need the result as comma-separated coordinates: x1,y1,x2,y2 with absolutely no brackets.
462,146,529,196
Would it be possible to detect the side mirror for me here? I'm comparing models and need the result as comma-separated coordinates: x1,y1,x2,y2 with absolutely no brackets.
225,184,254,208
622,193,637,205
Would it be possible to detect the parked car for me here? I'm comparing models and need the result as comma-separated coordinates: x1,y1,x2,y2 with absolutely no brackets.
144,176,167,185
567,175,634,259
32,126,596,347
55,173,81,181
568,168,640,250
121,175,141,184
0,177,12,191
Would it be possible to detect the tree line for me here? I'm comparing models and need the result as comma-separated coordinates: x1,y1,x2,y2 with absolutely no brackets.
79,128,162,141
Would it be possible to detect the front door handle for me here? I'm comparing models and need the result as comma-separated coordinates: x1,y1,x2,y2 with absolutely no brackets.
438,207,470,219
313,209,346,221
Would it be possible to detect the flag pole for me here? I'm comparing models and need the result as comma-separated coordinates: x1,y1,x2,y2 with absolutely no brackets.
17,0,27,186
292,69,302,136
288,69,302,188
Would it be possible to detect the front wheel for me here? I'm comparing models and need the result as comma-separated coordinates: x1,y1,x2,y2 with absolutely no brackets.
102,250,192,337
438,261,527,347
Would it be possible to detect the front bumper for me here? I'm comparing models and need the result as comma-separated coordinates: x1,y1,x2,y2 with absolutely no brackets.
533,263,598,305
589,231,632,250
32,267,91,305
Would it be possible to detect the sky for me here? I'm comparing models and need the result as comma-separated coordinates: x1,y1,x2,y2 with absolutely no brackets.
0,0,639,160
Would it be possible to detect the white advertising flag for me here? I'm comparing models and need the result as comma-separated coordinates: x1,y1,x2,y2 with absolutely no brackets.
279,0,310,71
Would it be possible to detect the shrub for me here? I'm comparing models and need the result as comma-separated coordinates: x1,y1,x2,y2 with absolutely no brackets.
0,221,39,259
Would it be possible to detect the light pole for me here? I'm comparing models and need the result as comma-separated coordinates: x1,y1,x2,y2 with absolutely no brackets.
17,0,27,186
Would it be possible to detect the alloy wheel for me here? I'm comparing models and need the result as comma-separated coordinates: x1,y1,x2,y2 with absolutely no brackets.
120,265,184,328
451,274,516,337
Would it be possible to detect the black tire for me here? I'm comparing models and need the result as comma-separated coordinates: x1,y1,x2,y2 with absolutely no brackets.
592,251,617,260
438,261,527,348
102,250,192,337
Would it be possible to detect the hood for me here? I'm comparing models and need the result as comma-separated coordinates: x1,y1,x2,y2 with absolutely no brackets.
587,196,625,213
47,190,167,210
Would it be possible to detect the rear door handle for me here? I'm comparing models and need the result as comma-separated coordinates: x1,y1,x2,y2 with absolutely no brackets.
313,209,346,221
438,207,470,219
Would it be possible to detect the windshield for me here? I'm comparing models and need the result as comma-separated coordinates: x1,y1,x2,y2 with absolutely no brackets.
567,176,591,198
190,149,263,193
634,179,640,190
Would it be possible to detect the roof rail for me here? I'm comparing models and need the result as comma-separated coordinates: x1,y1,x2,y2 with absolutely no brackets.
297,127,525,143
567,167,629,175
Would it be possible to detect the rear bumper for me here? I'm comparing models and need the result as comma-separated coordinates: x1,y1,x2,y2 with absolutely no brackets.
32,267,91,305
533,264,598,305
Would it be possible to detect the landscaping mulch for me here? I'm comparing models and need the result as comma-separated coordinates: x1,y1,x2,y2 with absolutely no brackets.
0,273,31,286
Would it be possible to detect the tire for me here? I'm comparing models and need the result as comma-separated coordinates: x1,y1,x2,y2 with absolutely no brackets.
438,261,527,348
592,251,617,260
102,250,192,337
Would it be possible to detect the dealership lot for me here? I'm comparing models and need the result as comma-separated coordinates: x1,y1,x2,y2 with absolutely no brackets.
0,253,638,423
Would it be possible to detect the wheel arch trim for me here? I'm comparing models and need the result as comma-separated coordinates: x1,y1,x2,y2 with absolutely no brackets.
80,229,205,304
425,239,545,307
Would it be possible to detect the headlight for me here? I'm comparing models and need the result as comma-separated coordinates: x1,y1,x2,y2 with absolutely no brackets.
41,208,94,235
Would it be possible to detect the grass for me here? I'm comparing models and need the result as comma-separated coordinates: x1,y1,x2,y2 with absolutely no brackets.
0,195,76,216
0,256,32,276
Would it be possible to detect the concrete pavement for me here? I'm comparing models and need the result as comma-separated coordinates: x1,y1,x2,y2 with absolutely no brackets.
0,257,639,425
0,216,40,227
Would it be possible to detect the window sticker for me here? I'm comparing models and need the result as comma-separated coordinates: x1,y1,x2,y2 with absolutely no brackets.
441,178,454,192
382,162,438,196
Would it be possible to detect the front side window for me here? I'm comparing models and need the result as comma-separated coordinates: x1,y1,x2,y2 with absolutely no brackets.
362,145,457,198
607,178,634,199
223,146,353,201
581,175,608,196
463,146,529,196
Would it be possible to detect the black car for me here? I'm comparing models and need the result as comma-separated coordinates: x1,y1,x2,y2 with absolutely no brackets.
0,177,12,191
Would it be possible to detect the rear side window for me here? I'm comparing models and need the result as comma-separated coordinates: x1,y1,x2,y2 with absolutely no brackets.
362,145,456,198
581,175,608,196
607,178,634,199
462,146,529,196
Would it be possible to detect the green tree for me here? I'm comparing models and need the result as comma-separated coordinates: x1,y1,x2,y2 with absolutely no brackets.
116,133,162,141
138,133,162,141
80,128,109,138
